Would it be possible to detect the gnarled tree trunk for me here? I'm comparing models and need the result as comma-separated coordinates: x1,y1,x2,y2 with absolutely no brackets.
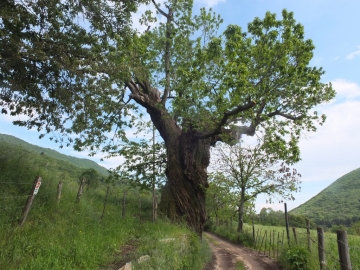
158,127,215,235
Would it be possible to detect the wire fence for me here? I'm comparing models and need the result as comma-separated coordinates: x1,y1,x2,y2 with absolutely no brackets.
0,175,154,228
249,222,360,270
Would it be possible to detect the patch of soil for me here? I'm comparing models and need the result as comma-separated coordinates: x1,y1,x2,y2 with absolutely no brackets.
204,232,279,270
105,243,138,270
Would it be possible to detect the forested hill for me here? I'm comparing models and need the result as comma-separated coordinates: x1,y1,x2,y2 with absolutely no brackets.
290,167,360,224
0,133,108,175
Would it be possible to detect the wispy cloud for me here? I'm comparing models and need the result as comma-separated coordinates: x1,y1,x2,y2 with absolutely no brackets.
346,46,360,60
195,0,227,8
332,79,360,99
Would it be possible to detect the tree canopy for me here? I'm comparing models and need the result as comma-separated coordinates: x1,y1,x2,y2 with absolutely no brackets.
0,0,336,234
1,2,334,152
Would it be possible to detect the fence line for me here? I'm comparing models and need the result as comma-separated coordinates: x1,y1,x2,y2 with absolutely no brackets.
247,222,357,270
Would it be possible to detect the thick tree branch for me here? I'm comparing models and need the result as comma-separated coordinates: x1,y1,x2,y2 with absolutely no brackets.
151,0,168,17
194,100,256,139
267,110,304,121
161,7,173,106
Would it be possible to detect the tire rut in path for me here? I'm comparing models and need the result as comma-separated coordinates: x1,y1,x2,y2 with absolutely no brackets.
204,232,279,270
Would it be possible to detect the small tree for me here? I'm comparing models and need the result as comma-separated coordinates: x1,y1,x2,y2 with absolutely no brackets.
211,137,302,232
206,172,237,226
80,168,100,190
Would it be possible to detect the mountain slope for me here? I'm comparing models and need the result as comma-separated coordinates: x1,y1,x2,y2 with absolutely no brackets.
0,133,108,175
290,167,360,223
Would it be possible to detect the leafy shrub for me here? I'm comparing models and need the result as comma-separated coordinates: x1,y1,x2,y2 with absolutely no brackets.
280,246,309,270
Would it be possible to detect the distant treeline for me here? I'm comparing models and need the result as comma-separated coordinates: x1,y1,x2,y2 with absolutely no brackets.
256,207,360,235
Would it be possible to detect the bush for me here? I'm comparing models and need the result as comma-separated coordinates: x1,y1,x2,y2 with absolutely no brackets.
279,246,310,270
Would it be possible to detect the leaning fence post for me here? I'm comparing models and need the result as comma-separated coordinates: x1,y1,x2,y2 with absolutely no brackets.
19,176,42,226
272,230,275,257
122,189,127,218
252,218,255,246
57,181,63,205
306,219,311,251
292,227,298,244
337,230,352,270
284,203,290,245
277,231,280,259
100,185,110,221
317,227,326,270
76,177,86,203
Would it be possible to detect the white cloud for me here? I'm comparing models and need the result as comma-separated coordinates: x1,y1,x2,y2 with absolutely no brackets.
332,79,360,99
195,0,226,8
298,98,360,179
255,80,360,212
346,46,360,60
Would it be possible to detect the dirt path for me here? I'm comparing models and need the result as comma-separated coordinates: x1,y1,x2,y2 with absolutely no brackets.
204,232,279,270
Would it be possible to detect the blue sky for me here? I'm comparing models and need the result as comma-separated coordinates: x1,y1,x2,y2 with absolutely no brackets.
1,0,360,213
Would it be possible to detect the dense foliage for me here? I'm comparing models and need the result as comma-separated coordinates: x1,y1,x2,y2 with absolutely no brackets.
1,0,335,233
291,167,360,227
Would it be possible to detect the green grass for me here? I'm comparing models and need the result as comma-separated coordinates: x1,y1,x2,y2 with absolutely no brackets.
0,140,212,270
235,261,247,270
0,133,108,175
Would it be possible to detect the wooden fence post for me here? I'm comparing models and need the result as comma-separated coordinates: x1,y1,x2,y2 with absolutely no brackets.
306,219,311,251
272,230,275,257
258,230,266,253
277,232,280,259
122,189,127,218
337,230,352,270
264,230,268,255
252,219,255,246
292,227,298,244
139,192,142,219
284,203,290,245
100,186,110,221
255,229,260,249
154,195,158,222
269,230,272,256
57,181,63,205
76,177,86,203
317,227,326,270
19,176,42,226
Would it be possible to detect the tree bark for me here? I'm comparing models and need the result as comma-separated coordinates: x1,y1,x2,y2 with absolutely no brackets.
237,190,245,232
158,129,215,236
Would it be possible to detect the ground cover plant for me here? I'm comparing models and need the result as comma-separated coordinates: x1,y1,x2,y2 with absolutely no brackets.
0,141,211,269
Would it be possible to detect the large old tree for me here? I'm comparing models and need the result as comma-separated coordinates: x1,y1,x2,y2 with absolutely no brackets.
0,1,335,234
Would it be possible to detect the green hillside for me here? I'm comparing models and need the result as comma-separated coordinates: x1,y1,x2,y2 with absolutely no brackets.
0,136,211,269
291,167,360,224
0,133,108,175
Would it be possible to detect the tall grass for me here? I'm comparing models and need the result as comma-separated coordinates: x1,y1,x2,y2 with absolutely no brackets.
0,144,212,269
0,182,212,269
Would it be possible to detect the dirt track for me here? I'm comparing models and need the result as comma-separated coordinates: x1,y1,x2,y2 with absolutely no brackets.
204,232,279,270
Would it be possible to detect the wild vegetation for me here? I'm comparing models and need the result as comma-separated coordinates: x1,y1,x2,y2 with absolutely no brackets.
291,167,360,227
0,139,211,269
0,134,108,175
